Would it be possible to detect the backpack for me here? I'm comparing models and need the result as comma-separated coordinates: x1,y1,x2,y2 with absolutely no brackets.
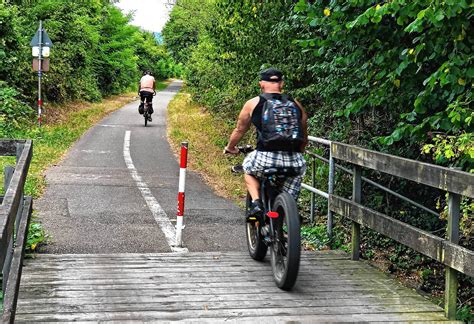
259,93,304,152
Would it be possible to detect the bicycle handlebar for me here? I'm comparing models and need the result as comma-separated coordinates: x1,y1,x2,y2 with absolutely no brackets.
224,145,254,155
238,145,254,154
225,145,254,174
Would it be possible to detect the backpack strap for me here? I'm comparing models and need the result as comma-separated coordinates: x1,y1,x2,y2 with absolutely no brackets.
260,93,289,101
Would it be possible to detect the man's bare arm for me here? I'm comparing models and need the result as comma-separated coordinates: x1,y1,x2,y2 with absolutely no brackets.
224,98,257,153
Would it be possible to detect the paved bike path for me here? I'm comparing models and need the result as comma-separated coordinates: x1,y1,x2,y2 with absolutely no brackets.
36,80,246,253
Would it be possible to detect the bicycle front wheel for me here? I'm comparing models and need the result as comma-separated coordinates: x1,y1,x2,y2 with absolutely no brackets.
245,192,267,261
270,191,301,290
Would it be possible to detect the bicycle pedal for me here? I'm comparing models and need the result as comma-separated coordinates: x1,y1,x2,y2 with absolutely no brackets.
246,216,257,223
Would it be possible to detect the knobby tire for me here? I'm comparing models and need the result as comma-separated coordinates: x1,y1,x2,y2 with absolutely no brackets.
271,191,300,290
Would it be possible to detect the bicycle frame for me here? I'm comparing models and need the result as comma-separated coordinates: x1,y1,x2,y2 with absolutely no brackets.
259,176,281,246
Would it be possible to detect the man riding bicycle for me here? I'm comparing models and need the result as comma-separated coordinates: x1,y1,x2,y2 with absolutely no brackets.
224,68,308,221
138,70,155,122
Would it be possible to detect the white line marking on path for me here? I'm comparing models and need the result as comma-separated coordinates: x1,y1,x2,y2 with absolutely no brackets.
123,130,187,253
98,124,123,128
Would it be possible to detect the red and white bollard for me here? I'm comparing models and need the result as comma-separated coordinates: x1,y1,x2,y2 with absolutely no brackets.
176,141,188,247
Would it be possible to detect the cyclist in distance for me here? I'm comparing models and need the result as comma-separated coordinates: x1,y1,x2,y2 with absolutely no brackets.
138,70,155,122
224,67,308,221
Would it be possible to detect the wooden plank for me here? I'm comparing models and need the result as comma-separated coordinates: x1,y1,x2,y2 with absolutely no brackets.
19,278,404,291
329,194,474,277
19,271,386,282
19,257,366,267
16,295,430,308
23,254,350,262
2,197,32,324
0,140,26,156
13,307,448,322
331,142,474,197
24,249,348,259
0,141,32,268
16,301,444,315
19,258,362,268
16,288,426,301
18,279,416,292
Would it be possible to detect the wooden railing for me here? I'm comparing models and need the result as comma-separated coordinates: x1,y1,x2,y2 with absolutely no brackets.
0,140,33,323
303,137,473,320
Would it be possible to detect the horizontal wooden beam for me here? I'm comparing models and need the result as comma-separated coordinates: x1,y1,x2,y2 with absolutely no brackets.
0,141,32,267
329,194,473,277
0,140,27,157
2,197,32,324
331,142,473,198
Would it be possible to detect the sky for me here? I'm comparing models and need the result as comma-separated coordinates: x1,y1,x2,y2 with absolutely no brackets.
114,0,174,33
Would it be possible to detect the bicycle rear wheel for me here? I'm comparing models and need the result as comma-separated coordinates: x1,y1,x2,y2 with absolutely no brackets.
245,192,267,260
144,107,148,127
270,191,301,290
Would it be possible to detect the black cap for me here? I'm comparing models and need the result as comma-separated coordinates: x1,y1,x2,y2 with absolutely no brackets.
260,68,283,82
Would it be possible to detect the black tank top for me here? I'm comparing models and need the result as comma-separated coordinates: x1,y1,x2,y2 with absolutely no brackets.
251,93,301,151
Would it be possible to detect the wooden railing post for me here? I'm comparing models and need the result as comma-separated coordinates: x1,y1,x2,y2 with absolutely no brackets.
327,150,335,239
351,165,362,260
445,192,460,319
4,166,15,193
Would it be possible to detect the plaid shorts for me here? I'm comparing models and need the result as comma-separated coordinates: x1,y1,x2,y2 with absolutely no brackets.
242,150,306,200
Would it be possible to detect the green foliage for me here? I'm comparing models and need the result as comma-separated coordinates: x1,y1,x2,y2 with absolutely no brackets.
294,0,472,169
26,221,45,253
0,0,180,132
161,0,215,64
422,133,473,170
301,224,329,250
0,82,35,137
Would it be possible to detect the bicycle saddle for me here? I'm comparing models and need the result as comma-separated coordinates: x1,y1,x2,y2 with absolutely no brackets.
231,165,244,173
263,167,301,177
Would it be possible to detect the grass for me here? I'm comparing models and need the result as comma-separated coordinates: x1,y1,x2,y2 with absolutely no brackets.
1,92,136,197
167,92,248,201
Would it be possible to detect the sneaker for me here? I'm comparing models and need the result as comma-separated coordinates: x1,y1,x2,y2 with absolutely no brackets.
148,116,152,122
247,199,263,222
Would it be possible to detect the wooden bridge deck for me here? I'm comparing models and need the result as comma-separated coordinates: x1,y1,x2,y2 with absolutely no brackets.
15,250,455,323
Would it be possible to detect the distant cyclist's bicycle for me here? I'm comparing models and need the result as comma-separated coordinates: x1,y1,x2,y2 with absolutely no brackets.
143,101,151,127
229,145,301,290
140,91,156,127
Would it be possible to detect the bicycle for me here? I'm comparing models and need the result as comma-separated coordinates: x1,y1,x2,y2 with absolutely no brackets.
230,145,301,290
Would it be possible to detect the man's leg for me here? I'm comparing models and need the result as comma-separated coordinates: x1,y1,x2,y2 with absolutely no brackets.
138,94,145,114
242,151,264,220
146,95,154,114
244,174,263,221
245,174,260,200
